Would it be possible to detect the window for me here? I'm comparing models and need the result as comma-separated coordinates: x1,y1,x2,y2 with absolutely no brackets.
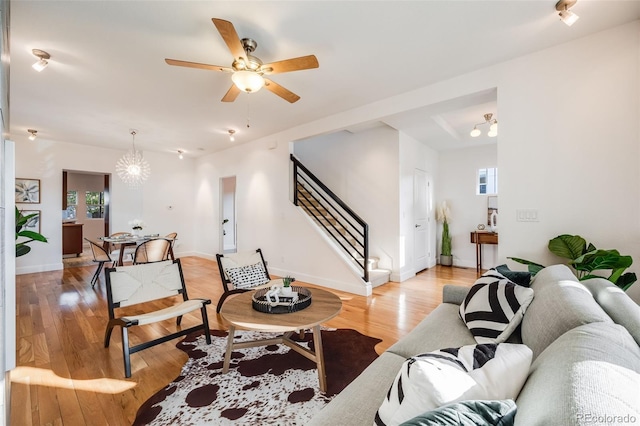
477,168,498,195
66,190,77,219
86,191,105,218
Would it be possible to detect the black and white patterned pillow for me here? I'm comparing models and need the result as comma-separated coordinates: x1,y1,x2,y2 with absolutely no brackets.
375,343,532,426
226,262,269,290
459,270,534,344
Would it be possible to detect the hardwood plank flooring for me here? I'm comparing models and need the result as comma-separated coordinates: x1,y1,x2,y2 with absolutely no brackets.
10,257,479,425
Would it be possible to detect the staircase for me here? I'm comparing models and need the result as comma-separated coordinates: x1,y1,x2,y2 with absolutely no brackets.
291,155,391,287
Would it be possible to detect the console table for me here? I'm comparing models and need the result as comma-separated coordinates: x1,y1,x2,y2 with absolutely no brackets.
470,231,498,272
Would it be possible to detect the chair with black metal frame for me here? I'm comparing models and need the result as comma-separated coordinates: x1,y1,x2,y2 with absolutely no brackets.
104,258,212,377
133,238,172,264
85,238,114,288
215,248,291,312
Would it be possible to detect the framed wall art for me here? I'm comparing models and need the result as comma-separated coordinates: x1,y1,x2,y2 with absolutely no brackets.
15,178,40,203
21,210,41,233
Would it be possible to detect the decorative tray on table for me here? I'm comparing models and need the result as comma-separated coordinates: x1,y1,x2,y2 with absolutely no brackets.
252,286,312,314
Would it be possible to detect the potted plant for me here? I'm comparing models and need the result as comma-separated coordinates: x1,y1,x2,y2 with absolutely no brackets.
436,201,452,266
282,276,294,296
15,207,48,257
509,234,637,291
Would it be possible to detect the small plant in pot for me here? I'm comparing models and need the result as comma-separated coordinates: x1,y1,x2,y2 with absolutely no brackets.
436,201,452,266
282,276,294,295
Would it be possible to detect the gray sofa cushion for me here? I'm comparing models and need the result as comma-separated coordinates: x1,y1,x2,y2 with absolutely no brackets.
581,277,640,346
515,322,640,426
442,284,470,305
386,303,476,358
308,352,406,426
522,265,613,358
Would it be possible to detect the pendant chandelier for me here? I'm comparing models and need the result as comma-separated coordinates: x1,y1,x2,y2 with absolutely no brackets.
116,130,151,187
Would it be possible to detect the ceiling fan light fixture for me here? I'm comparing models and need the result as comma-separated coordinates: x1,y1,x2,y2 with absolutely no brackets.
31,49,51,72
232,70,265,93
27,129,37,140
556,0,579,26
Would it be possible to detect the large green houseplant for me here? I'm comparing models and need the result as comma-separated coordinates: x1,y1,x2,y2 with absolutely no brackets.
509,234,636,291
16,207,48,257
436,201,452,266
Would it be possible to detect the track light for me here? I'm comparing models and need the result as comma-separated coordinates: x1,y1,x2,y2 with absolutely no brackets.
228,129,236,142
27,129,37,141
178,150,184,160
32,49,50,72
469,113,498,138
556,0,579,26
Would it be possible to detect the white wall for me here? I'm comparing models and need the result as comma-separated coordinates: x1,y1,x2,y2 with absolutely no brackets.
438,144,498,268
496,21,640,302
13,138,197,274
194,137,370,295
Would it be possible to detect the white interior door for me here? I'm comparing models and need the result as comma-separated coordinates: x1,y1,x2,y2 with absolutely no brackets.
220,176,237,253
414,169,430,272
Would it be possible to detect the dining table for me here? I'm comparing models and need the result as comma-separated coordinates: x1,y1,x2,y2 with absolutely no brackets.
99,234,173,266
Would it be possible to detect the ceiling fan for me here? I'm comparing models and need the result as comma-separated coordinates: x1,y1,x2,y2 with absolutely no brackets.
165,18,319,103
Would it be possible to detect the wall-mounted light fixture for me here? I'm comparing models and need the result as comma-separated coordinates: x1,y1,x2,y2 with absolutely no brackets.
27,129,37,140
32,49,51,72
470,113,498,138
177,150,184,160
556,0,579,26
228,129,236,142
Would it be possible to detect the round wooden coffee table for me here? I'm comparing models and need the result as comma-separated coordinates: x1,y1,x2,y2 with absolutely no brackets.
219,287,342,392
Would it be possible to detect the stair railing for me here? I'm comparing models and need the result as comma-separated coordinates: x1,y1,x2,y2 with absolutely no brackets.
291,154,369,282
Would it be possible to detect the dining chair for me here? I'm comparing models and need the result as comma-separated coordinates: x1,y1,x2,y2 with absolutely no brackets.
85,238,113,288
133,238,172,264
165,232,177,261
108,231,136,264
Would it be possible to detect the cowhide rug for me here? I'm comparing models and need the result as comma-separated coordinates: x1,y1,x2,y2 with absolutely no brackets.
133,328,381,425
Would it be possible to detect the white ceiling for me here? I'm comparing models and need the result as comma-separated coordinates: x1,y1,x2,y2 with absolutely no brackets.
9,1,640,157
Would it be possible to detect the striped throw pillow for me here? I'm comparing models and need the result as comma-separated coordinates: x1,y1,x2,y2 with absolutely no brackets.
459,270,534,344
375,343,532,426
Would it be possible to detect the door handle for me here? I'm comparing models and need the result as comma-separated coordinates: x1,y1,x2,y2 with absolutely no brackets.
415,224,421,228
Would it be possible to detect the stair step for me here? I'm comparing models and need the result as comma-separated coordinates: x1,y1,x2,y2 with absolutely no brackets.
368,269,391,287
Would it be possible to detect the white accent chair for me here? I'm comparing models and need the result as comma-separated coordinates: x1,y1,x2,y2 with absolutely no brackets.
104,259,211,377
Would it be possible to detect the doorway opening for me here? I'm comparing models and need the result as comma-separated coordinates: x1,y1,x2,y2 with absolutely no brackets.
62,170,110,268
220,176,237,254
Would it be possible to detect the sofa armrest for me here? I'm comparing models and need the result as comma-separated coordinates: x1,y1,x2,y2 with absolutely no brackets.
442,284,470,305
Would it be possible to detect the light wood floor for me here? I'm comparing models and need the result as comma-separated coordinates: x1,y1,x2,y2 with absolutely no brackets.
10,257,480,426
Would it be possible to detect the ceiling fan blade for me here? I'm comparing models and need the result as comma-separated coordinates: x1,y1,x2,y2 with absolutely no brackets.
165,58,232,72
221,84,241,102
261,55,319,75
264,78,300,103
212,18,246,60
